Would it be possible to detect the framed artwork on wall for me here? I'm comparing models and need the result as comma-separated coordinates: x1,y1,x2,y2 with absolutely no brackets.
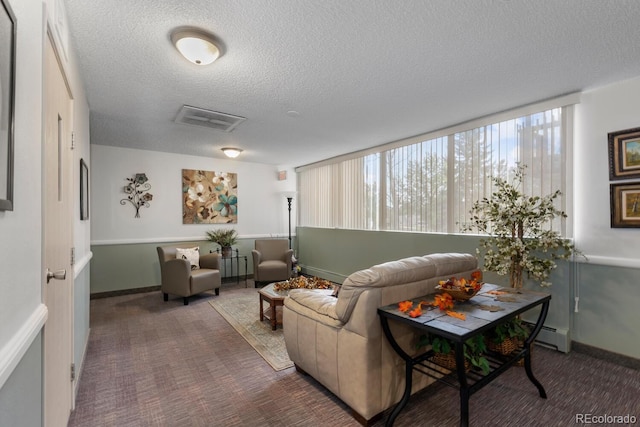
80,158,89,220
610,182,640,228
608,126,640,180
0,0,16,211
182,169,238,224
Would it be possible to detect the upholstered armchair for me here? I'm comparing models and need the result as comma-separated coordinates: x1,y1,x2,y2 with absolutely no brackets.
252,239,293,287
157,244,222,305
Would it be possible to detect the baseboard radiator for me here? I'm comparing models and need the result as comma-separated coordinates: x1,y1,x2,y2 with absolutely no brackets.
523,321,570,353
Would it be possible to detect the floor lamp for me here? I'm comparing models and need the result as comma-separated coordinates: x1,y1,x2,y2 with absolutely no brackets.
286,196,293,249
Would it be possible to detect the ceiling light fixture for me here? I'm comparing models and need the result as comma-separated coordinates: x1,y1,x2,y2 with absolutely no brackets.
221,147,243,158
171,29,221,65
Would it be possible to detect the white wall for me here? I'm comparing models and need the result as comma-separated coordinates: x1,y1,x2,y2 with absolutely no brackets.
0,0,45,385
90,144,297,244
574,76,640,266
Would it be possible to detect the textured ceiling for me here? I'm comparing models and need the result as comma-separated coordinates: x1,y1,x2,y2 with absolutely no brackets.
64,0,640,167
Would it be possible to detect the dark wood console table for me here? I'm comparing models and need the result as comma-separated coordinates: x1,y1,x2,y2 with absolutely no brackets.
378,283,550,427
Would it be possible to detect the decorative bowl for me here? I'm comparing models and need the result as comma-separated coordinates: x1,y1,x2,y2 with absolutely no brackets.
435,283,483,301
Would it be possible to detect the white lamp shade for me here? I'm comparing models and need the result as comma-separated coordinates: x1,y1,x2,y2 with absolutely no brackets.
172,30,220,65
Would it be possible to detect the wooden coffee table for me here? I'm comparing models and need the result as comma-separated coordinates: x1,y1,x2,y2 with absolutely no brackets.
258,283,289,330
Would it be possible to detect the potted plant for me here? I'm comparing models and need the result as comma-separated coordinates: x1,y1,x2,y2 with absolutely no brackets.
462,163,579,289
417,334,490,375
205,228,238,258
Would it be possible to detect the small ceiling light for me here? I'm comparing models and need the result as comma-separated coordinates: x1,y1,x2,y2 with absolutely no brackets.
171,29,221,65
222,147,243,158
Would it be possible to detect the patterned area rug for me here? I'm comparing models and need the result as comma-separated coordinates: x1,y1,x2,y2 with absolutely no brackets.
209,287,294,371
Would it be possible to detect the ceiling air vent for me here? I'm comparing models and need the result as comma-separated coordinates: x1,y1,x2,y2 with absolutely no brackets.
174,105,246,133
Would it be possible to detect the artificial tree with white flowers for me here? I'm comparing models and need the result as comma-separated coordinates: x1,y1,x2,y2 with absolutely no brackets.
463,164,578,288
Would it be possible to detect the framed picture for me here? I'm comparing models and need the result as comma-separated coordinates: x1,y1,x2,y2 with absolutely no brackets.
80,158,89,220
610,182,640,228
0,0,16,211
608,126,640,180
182,169,238,224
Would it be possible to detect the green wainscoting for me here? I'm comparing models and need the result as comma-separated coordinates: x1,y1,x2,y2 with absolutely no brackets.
0,333,42,427
297,226,640,360
572,262,640,359
90,239,260,294
297,227,483,282
74,264,90,389
91,242,171,294
90,228,639,360
297,227,573,351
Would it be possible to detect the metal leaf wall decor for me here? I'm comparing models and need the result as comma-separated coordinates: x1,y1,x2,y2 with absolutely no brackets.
121,173,153,218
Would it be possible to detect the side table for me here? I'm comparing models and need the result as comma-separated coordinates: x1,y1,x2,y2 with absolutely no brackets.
378,283,550,427
212,248,248,287
258,283,288,330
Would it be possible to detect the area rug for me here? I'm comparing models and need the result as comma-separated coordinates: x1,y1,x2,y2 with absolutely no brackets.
208,288,294,371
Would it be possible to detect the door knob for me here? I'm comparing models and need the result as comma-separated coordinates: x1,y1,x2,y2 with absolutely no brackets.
46,268,66,283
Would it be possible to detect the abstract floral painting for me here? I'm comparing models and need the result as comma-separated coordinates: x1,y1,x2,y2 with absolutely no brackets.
182,169,238,224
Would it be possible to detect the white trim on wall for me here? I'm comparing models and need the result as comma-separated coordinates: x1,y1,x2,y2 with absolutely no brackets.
73,251,93,279
90,234,295,246
0,304,48,390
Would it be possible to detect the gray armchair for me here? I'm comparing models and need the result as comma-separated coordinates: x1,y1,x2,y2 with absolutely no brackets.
157,244,222,305
252,239,293,287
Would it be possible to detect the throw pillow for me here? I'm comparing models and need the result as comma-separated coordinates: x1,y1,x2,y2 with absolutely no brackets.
176,247,200,270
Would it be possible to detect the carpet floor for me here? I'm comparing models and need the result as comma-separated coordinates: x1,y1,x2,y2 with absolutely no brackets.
209,287,293,371
68,281,640,427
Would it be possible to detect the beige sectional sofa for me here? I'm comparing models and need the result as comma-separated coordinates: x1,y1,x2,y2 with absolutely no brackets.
283,253,478,425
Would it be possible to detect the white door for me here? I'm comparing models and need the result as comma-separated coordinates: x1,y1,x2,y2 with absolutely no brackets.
43,33,74,427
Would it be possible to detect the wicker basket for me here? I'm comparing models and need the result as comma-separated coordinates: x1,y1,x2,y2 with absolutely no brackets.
487,337,531,366
431,351,471,371
435,285,481,301
487,337,521,355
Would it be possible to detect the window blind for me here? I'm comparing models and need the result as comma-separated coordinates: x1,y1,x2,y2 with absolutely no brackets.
298,99,574,236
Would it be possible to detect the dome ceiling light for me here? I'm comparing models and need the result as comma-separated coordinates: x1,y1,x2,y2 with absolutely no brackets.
221,148,243,158
171,29,221,65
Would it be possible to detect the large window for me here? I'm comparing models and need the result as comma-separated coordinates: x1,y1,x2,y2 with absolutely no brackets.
298,98,575,236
